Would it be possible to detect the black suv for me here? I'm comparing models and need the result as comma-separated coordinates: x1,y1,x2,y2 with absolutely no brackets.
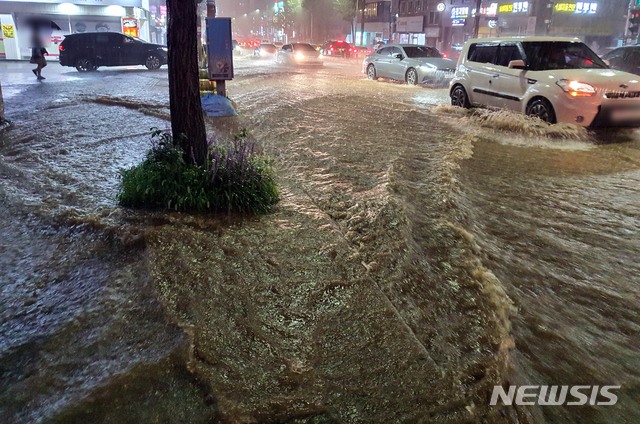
59,32,168,72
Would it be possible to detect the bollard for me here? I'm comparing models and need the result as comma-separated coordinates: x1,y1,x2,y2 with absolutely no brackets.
0,80,11,132
0,80,4,122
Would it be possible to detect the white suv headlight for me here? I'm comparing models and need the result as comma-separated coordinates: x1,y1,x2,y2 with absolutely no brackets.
556,79,596,97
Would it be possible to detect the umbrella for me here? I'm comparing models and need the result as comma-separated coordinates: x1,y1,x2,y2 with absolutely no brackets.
22,16,63,31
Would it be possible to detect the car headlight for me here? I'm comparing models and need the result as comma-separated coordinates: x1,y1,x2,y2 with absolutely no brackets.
556,79,596,97
295,52,304,61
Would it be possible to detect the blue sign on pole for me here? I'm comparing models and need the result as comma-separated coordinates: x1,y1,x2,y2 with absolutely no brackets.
206,18,234,80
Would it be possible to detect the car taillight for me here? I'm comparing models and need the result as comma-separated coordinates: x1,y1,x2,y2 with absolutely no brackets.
59,45,64,52
330,47,334,51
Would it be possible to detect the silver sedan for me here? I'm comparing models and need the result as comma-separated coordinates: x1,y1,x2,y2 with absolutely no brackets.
362,44,457,86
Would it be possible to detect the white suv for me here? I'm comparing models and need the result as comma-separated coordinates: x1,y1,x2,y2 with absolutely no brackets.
449,37,640,128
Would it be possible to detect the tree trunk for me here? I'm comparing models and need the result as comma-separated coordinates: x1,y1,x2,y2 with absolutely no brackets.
166,0,207,166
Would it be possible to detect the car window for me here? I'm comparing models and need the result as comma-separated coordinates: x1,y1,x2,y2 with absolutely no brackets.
602,48,626,67
282,45,292,52
378,47,391,56
468,43,498,64
627,50,640,68
496,44,523,67
106,33,128,44
96,34,111,44
403,46,442,58
521,41,607,71
390,47,403,57
293,44,316,53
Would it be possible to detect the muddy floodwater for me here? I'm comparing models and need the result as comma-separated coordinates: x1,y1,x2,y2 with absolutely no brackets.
0,58,638,423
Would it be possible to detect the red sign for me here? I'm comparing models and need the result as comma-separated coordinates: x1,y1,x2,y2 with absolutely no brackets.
122,17,139,37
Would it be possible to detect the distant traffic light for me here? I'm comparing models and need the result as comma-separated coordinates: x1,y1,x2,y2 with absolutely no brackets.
630,9,640,35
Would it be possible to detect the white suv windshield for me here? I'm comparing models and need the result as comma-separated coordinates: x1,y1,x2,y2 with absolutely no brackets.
521,41,607,71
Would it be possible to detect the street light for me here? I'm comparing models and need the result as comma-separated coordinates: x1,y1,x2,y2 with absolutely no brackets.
59,2,76,33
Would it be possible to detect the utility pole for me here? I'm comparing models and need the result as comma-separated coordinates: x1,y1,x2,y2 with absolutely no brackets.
473,0,482,38
0,81,5,125
360,0,366,46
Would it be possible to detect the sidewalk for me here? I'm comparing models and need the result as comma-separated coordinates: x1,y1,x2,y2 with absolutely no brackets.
0,60,85,85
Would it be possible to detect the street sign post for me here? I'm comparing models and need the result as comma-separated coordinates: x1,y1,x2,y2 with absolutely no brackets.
206,17,233,97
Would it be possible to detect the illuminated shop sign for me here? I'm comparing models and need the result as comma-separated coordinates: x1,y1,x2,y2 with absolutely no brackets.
481,3,498,17
451,7,469,18
122,17,139,37
498,2,529,13
452,18,466,26
554,2,598,14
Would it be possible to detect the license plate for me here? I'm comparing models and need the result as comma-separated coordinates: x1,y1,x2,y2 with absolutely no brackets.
611,109,640,121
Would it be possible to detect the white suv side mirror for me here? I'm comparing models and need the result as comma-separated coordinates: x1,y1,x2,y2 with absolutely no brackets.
508,59,526,69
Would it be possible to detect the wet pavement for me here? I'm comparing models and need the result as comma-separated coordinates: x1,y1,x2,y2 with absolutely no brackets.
1,57,639,424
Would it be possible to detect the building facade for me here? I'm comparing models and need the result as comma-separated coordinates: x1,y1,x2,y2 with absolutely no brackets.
355,0,392,46
393,0,629,56
0,0,153,60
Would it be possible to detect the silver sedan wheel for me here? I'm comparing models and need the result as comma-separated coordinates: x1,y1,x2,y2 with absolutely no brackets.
406,68,418,85
367,64,377,80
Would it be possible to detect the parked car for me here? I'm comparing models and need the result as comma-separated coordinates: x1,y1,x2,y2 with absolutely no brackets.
363,44,456,86
449,36,640,127
321,40,354,58
353,46,374,59
254,43,278,58
601,45,640,76
276,43,323,66
59,32,167,72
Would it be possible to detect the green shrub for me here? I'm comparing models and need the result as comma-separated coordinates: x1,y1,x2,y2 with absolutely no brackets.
118,129,279,214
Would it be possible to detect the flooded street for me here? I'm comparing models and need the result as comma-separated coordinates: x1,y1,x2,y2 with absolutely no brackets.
0,57,638,423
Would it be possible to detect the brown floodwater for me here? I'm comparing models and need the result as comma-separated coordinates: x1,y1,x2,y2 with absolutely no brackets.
0,58,638,423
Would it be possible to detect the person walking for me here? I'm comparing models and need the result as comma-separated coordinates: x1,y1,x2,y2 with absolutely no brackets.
30,33,48,80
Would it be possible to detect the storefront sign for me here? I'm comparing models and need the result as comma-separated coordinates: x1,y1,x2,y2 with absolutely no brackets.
481,3,498,17
122,17,139,37
436,3,446,12
554,2,598,14
425,26,441,37
452,18,466,26
396,16,424,33
499,2,529,13
1,24,15,38
549,24,610,35
451,7,469,18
